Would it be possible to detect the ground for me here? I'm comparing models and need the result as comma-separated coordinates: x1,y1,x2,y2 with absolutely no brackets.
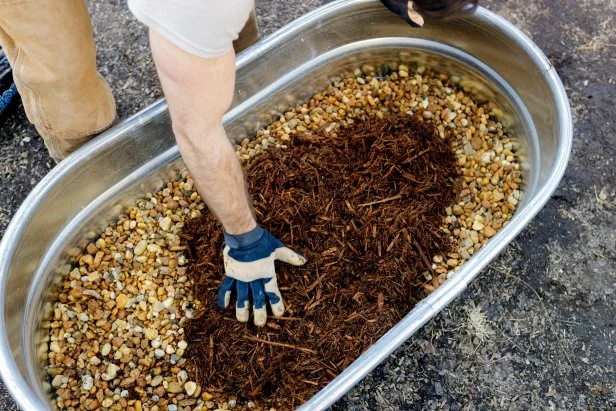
0,0,614,409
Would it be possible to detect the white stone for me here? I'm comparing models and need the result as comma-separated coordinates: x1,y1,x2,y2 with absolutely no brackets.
81,374,94,391
184,381,197,396
159,217,172,231
101,343,112,356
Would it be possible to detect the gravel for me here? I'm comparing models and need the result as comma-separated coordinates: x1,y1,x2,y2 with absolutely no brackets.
0,0,614,410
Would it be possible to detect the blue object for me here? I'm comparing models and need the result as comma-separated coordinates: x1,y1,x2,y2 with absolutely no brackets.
0,83,17,113
217,227,285,310
0,50,18,118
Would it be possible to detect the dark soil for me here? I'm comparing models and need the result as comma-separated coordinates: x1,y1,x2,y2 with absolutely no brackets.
182,115,459,409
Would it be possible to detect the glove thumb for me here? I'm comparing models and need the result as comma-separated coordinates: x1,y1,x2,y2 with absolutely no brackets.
275,246,307,266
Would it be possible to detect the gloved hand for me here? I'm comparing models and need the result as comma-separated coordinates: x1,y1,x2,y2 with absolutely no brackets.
380,0,425,27
218,226,306,326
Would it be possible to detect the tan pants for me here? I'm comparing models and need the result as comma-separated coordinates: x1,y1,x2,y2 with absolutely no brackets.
0,0,259,162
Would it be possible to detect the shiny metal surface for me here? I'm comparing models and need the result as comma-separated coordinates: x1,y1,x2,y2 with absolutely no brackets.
0,1,571,409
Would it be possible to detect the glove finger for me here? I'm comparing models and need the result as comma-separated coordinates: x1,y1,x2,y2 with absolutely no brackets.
275,246,307,266
263,277,285,317
253,306,267,327
250,280,267,327
217,276,235,309
236,301,250,323
235,281,250,322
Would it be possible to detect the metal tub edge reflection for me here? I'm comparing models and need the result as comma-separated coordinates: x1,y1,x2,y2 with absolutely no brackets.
0,1,571,409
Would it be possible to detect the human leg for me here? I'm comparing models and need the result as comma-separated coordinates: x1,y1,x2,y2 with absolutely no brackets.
0,0,116,161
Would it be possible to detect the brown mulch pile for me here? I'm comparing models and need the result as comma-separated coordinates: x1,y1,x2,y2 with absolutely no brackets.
182,115,458,409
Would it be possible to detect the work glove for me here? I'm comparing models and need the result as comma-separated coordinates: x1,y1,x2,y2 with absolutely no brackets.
380,0,425,27
218,226,306,326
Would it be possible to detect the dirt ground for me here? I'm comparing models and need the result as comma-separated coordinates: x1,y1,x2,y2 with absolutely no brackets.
0,0,614,410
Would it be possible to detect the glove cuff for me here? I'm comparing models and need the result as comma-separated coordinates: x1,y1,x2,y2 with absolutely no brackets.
223,225,265,249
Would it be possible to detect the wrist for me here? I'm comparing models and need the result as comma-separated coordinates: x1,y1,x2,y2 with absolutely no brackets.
223,214,257,235
224,225,265,249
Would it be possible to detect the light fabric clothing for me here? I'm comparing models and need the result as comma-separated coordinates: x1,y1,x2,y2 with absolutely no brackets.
128,0,255,58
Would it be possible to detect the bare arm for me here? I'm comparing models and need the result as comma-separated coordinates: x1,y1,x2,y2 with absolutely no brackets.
149,29,255,235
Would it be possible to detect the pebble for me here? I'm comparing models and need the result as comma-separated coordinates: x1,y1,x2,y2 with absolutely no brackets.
102,363,120,381
184,381,197,396
101,343,111,356
49,341,61,353
116,293,130,309
145,328,159,340
134,240,148,256
51,375,64,388
472,221,485,231
81,375,94,391
471,137,483,150
159,216,172,231
177,370,188,384
167,382,183,393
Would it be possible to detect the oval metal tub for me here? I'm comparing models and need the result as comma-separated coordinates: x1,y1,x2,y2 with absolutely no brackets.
0,0,572,409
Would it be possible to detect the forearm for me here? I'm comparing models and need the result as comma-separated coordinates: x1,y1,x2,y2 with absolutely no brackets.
175,121,256,234
150,29,255,235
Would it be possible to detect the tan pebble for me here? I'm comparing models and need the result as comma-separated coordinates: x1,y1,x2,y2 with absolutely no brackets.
150,375,163,387
144,328,158,340
51,374,64,388
102,398,113,408
134,240,148,256
492,191,505,202
116,294,130,309
484,226,497,238
102,363,120,381
202,392,214,401
167,200,179,210
472,220,485,231
167,381,183,393
50,341,61,353
471,137,483,150
86,399,100,410
86,243,98,255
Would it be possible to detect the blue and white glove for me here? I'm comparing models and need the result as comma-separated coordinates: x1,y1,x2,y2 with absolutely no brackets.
218,226,307,326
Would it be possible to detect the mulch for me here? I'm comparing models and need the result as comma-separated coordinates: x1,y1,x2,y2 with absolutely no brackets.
182,115,458,409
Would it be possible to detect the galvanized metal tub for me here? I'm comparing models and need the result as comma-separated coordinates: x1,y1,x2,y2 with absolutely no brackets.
0,1,571,409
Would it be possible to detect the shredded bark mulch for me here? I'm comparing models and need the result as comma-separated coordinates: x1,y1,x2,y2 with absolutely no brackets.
182,115,458,409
